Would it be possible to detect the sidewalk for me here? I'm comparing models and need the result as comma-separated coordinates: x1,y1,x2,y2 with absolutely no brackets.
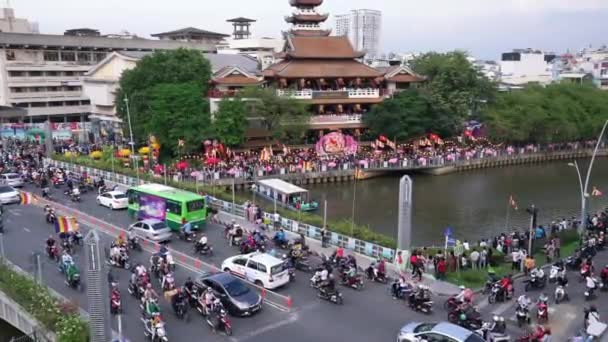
214,211,460,296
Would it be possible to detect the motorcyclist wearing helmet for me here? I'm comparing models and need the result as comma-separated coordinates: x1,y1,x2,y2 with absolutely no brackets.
170,287,187,313
320,273,336,295
455,285,473,304
517,294,531,310
601,265,608,283
143,283,158,303
61,250,73,272
537,293,549,305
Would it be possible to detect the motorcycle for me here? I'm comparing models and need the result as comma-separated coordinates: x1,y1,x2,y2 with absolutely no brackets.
142,317,169,342
46,245,60,262
443,296,460,312
585,277,599,301
128,281,146,300
549,264,566,283
339,272,364,290
110,293,122,315
475,319,510,342
179,230,196,242
45,211,56,224
488,283,512,304
293,256,313,273
107,252,131,270
69,231,83,247
65,270,82,291
515,304,531,327
205,305,232,336
536,302,548,323
317,287,344,305
448,306,482,330
128,237,143,252
524,273,546,291
408,290,433,314
193,242,214,256
173,298,189,321
365,266,388,284
554,284,569,304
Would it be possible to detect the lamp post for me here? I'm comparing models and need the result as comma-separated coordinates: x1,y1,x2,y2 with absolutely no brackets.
568,118,608,237
123,95,139,183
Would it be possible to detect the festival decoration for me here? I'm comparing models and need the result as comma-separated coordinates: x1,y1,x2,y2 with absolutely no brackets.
315,132,358,156
139,146,150,155
118,149,131,158
176,160,189,170
64,151,76,158
90,151,102,160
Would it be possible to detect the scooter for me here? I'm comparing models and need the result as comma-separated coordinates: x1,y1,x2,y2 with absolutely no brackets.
179,230,196,242
585,278,599,301
536,302,548,324
205,306,232,336
110,293,122,314
128,237,143,252
365,266,388,284
476,319,510,342
317,287,344,305
142,317,169,342
193,242,214,256
515,304,531,327
339,272,364,290
554,284,569,304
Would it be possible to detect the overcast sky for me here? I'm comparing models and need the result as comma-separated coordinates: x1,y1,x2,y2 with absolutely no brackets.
9,0,608,59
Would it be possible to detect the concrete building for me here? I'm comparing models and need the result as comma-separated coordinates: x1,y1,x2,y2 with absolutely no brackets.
151,27,229,45
499,48,555,85
0,29,216,127
334,9,381,59
84,51,259,122
0,7,38,34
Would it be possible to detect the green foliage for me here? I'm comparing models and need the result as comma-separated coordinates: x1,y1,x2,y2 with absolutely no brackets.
241,87,311,142
52,154,396,248
213,98,247,147
411,51,497,120
0,262,88,341
146,82,212,157
483,83,608,143
364,89,460,140
115,49,213,152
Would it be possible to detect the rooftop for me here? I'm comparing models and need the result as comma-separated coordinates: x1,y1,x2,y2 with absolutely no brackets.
286,35,364,59
226,17,257,23
151,27,230,38
0,32,216,51
112,51,259,74
256,178,308,195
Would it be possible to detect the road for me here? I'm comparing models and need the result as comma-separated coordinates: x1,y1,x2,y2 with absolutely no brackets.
9,184,596,341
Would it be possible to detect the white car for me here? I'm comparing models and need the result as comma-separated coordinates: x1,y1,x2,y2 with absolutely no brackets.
0,186,20,204
0,173,23,188
221,252,290,290
96,191,128,209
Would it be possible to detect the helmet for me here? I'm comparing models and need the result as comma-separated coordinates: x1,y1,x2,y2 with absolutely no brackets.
459,285,465,290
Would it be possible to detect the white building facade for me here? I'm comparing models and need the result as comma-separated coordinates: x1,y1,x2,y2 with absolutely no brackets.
0,7,38,34
334,9,381,59
499,49,555,85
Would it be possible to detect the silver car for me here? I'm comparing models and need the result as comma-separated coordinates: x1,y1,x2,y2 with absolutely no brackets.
0,173,23,188
0,186,20,204
128,219,173,242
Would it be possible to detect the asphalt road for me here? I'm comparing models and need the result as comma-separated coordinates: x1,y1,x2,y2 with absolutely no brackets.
11,184,598,341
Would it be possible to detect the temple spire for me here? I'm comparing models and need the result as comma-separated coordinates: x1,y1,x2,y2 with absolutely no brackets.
285,0,331,36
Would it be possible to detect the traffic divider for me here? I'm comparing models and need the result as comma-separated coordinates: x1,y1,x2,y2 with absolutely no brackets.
32,194,294,312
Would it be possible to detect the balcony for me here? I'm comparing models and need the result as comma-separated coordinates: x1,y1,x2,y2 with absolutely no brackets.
26,105,91,116
9,91,83,100
207,89,240,98
309,114,362,125
277,88,382,100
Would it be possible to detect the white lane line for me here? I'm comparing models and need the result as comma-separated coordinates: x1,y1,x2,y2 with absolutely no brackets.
23,227,31,232
11,211,21,216
230,312,299,342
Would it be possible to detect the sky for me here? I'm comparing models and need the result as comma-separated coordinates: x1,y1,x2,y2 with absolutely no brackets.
7,0,608,60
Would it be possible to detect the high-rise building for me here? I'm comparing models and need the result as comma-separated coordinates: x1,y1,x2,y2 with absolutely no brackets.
334,9,381,59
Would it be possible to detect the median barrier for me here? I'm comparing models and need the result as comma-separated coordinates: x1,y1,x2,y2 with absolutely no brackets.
31,194,294,312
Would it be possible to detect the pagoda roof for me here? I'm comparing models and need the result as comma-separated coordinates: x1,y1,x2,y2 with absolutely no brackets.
285,13,329,23
151,27,229,38
263,59,382,78
226,17,257,23
211,65,263,85
289,0,323,6
383,65,426,82
285,35,364,59
289,29,331,37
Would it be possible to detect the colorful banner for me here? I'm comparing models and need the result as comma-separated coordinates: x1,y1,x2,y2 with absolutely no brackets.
55,216,79,233
137,194,166,221
0,123,92,140
315,132,358,156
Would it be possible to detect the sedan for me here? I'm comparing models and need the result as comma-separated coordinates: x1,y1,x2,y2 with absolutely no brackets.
128,219,172,242
397,322,485,342
0,173,23,188
195,272,262,317
96,191,128,209
0,186,20,204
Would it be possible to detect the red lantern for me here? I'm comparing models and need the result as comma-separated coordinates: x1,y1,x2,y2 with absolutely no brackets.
176,160,189,170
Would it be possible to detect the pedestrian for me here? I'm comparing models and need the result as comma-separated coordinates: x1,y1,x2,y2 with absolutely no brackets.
553,236,561,258
518,249,527,273
395,250,406,276
436,257,446,280
524,255,535,275
545,242,555,264
460,252,468,269
480,248,488,269
448,251,457,272
470,250,480,270
321,228,328,248
463,240,470,251
511,248,520,270
410,251,418,276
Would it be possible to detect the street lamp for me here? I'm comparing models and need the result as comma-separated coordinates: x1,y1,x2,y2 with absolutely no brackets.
568,118,608,237
123,95,139,183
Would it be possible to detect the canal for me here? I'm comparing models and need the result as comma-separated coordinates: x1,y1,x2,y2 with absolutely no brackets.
303,158,608,246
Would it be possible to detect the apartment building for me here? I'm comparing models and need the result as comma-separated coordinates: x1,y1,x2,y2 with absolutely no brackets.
0,29,215,126
335,9,382,59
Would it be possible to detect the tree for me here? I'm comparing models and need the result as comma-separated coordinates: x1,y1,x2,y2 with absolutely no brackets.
482,83,608,144
241,87,311,142
411,51,497,120
364,89,458,141
213,98,247,147
115,49,212,151
145,82,212,157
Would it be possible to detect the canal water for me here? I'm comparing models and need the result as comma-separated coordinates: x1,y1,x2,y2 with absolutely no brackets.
303,158,608,246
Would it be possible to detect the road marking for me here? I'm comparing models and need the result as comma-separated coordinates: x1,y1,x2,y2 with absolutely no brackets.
230,312,299,342
23,227,31,232
11,211,21,216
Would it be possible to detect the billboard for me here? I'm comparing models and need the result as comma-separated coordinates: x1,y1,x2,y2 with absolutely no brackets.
138,194,166,221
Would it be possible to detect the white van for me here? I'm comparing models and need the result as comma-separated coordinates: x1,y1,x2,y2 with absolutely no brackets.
221,252,290,290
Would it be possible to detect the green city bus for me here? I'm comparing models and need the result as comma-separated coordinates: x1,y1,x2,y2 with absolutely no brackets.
126,183,207,231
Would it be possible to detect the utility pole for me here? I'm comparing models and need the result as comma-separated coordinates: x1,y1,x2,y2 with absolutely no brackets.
123,96,139,183
85,230,110,342
526,205,538,255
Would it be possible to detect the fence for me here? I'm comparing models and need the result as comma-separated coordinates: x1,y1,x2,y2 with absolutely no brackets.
31,192,293,312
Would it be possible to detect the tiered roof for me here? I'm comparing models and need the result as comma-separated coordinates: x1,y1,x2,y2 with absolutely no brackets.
285,0,330,37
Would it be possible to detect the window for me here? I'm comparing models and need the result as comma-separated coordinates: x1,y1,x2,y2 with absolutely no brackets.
64,71,74,76
233,258,247,266
6,50,15,61
271,262,286,275
113,193,127,199
151,222,168,231
8,71,24,77
127,190,139,204
46,71,58,77
464,334,485,342
44,51,59,61
246,261,260,271
224,280,250,297
81,100,90,105
418,333,455,342
187,199,205,212
77,52,91,63
95,53,107,62
29,71,42,77
256,262,267,273
131,222,142,228
166,200,182,215
60,51,76,61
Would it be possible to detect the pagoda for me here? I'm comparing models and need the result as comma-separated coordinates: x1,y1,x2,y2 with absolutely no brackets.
284,0,331,37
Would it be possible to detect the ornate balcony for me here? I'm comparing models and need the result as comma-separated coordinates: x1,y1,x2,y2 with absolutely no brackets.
277,88,382,100
309,114,362,125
